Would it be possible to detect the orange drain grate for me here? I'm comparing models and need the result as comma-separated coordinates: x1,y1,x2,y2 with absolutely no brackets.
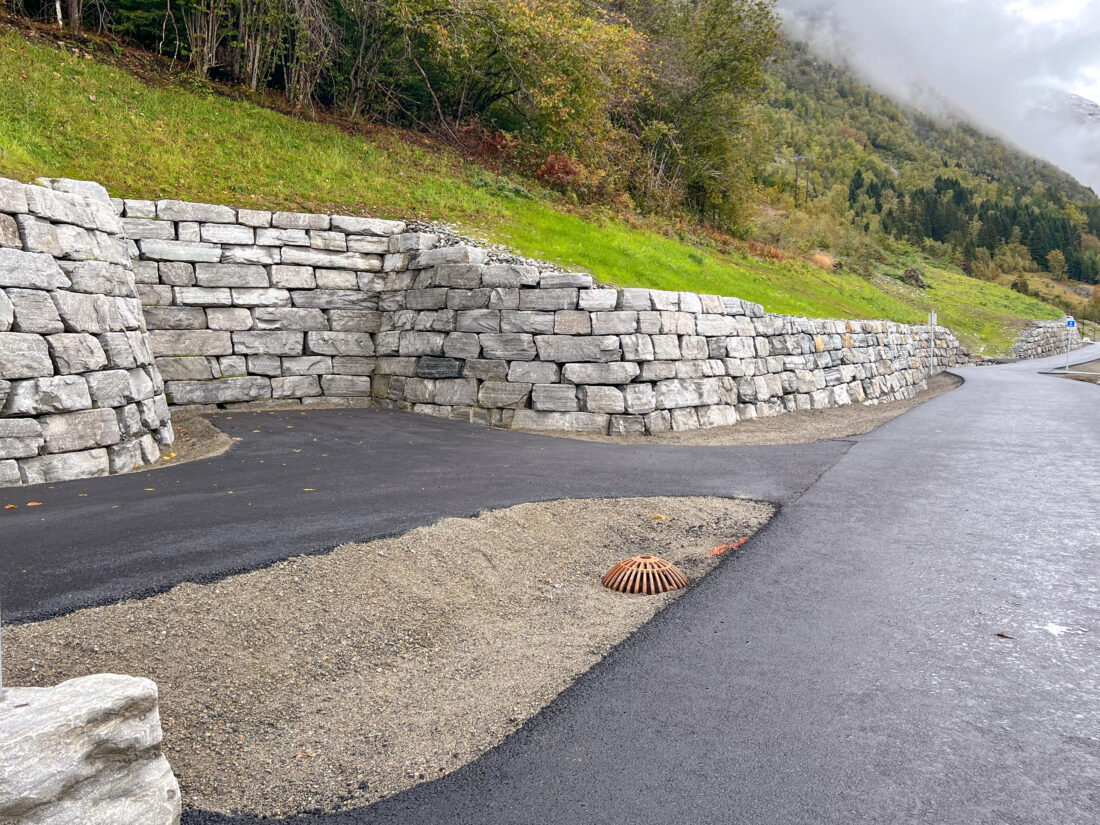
601,555,689,595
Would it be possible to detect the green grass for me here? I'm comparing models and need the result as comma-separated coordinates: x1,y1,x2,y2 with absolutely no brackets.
0,29,1062,353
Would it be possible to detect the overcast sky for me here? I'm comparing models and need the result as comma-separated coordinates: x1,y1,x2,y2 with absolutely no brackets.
776,0,1100,192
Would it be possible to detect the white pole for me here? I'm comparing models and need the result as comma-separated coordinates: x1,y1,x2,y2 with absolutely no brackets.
1066,321,1071,372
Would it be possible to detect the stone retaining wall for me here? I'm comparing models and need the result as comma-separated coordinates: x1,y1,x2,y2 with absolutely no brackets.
1010,317,1081,360
127,195,970,435
0,178,172,486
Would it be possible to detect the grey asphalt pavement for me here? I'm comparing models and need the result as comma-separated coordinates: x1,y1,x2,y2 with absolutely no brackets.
5,345,1099,824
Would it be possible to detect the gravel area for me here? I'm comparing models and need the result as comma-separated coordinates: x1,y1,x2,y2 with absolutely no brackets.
1052,358,1100,385
526,372,964,446
3,496,772,818
145,410,234,469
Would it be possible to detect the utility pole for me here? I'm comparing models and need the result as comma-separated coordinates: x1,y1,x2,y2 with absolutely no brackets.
792,155,815,207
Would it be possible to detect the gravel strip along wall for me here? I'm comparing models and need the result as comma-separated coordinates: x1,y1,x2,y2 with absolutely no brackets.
0,178,172,486
1010,317,1081,360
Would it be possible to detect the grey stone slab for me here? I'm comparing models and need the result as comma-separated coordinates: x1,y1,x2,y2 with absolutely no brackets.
417,357,465,379
345,235,388,254
501,311,555,334
443,332,481,360
0,247,70,289
157,200,236,222
51,291,111,333
166,377,272,404
58,261,135,297
122,217,175,240
446,289,492,310
141,307,207,331
398,331,445,357
200,223,254,245
154,356,216,381
45,333,106,373
85,369,133,407
272,211,329,230
7,288,64,334
519,288,578,311
579,385,625,414
231,288,291,307
511,409,609,433
534,335,621,363
321,375,373,396
281,246,380,271
292,290,375,309
331,356,374,376
480,332,537,361
330,215,406,235
306,331,374,356
654,377,721,408
414,245,487,267
0,214,19,248
329,309,383,332
456,309,501,333
195,263,268,288
149,330,233,357
252,307,327,330
272,375,322,398
480,264,540,288
123,199,157,218
205,307,253,331
0,177,30,213
39,408,121,453
561,362,640,385
281,355,333,376
221,245,279,265
138,238,222,263
18,447,110,483
0,290,11,331
478,381,531,409
271,265,315,289
232,331,304,356
256,227,310,247
174,287,232,307
315,269,358,289
237,209,272,228
531,383,580,411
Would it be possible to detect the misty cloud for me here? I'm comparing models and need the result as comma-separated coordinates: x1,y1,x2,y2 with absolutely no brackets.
776,0,1100,193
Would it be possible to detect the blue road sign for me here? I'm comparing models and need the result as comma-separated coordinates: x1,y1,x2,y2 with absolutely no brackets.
1067,319,1076,328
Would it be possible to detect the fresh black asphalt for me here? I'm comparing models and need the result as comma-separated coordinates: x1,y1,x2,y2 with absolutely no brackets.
4,345,1099,824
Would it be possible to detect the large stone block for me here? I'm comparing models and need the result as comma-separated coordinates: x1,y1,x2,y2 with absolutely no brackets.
306,331,374,356
0,247,70,289
19,447,111,483
331,215,406,235
271,375,322,398
4,375,91,415
194,263,268,288
480,332,537,360
329,309,383,332
59,261,135,297
142,307,207,330
0,290,11,331
157,199,235,222
561,362,640,385
398,331,445,357
199,223,254,245
252,307,327,331
531,384,579,412
138,239,222,263
52,291,111,333
0,674,180,825
0,417,44,459
417,357,464,379
166,377,272,404
456,310,501,333
579,385,625,414
47,333,108,373
511,409,609,433
534,335,620,363
0,177,30,213
232,331,304,356
654,378,721,409
321,375,373,396
518,288,577,311
281,246,381,271
478,381,530,408
291,290,376,309
40,408,121,453
149,330,233,357
7,288,64,334
500,311,555,334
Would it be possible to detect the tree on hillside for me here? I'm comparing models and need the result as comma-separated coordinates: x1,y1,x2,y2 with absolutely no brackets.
1047,249,1067,281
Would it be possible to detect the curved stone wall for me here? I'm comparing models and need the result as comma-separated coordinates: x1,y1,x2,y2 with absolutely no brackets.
0,178,172,486
1010,317,1080,360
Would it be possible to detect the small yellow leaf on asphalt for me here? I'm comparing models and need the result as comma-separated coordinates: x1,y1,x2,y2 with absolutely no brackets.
27,502,42,507
227,491,234,494
303,488,315,492
4,504,16,510
650,514,669,522
231,437,243,441
144,488,155,491
253,429,261,433
78,493,87,497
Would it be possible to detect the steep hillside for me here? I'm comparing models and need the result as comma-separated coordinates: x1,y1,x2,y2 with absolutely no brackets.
0,24,1076,353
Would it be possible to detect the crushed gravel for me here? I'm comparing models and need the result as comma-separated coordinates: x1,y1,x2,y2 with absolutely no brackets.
3,496,773,818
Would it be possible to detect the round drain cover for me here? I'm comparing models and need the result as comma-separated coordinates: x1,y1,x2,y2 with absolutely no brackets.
601,555,688,595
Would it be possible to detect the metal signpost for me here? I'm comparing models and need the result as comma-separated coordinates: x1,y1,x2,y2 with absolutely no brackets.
929,311,937,377
1066,318,1076,372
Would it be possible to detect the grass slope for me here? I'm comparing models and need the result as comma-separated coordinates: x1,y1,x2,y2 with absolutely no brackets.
0,28,1061,353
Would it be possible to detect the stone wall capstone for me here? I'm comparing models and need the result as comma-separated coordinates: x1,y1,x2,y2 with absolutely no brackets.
0,178,172,486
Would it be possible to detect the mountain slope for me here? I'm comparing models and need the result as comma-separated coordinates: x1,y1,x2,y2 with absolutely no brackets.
0,24,1074,353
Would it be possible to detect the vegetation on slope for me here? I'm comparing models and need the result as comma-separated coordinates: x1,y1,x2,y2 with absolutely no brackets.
0,23,1082,352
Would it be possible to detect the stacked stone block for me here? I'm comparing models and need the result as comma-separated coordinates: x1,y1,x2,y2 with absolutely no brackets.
128,194,971,436
0,178,172,486
1010,317,1080,360
124,199,412,407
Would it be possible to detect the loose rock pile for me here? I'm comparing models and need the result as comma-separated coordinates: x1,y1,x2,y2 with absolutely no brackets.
0,178,172,485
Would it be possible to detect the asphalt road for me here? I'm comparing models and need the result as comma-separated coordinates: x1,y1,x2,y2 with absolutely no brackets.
5,345,1099,824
